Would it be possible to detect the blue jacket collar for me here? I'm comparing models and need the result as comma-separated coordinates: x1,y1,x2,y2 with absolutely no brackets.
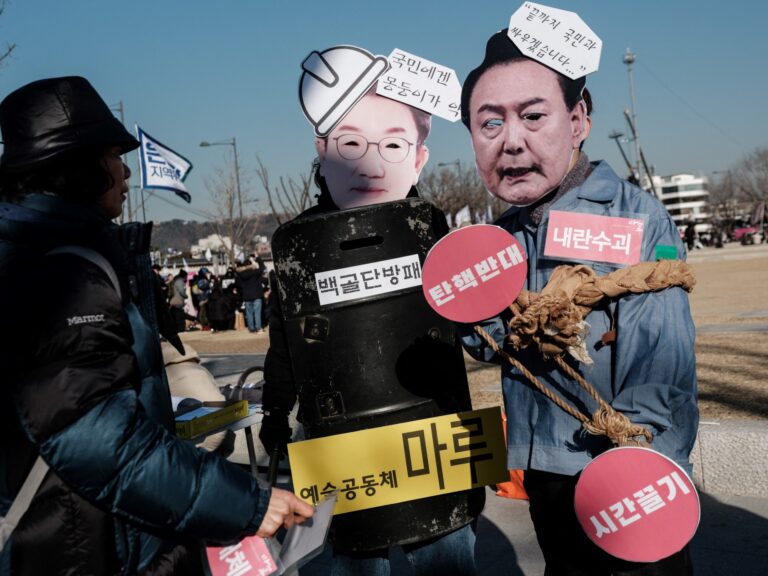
497,160,621,225
573,161,621,202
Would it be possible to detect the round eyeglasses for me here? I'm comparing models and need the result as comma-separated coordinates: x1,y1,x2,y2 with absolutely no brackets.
333,134,414,163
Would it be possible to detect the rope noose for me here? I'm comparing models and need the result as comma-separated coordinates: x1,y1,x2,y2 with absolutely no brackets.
476,260,694,448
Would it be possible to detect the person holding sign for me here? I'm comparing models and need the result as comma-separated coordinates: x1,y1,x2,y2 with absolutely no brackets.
457,7,697,575
0,76,313,576
260,45,483,575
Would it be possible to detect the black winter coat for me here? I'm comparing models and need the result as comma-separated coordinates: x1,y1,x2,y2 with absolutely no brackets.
235,265,267,301
0,194,270,576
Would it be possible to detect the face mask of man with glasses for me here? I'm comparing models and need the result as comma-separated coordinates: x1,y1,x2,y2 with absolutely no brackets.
314,89,431,210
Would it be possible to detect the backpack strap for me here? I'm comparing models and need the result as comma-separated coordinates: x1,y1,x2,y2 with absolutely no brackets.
0,457,48,551
0,246,121,552
47,245,122,300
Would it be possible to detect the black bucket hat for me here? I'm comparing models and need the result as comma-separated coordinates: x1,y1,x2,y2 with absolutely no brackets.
0,76,139,172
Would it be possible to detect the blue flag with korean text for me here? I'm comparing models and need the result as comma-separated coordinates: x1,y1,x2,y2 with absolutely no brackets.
136,126,193,203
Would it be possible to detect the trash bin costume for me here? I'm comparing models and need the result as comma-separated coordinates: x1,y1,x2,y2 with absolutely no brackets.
260,46,483,573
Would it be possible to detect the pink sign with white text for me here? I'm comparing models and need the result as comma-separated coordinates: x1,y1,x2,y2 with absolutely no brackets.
544,211,645,266
206,536,277,576
422,225,527,323
574,447,700,562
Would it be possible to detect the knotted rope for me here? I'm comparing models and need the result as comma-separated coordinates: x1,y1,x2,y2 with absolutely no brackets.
478,260,695,447
507,260,695,362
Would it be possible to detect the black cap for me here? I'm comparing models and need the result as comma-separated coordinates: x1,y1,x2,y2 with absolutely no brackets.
0,76,139,172
460,29,586,128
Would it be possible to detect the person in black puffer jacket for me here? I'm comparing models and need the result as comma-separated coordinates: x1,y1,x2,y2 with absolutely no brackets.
0,76,312,576
235,256,268,332
207,282,238,331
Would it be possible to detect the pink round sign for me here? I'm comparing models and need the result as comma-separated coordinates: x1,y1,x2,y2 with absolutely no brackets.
574,447,700,563
422,225,527,323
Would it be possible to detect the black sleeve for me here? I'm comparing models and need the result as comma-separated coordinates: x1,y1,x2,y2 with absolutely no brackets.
9,255,137,439
262,271,298,414
430,203,451,240
8,255,270,540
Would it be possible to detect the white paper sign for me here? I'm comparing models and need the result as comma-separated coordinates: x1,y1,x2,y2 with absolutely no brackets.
278,493,336,574
376,49,462,122
315,254,422,306
508,2,602,79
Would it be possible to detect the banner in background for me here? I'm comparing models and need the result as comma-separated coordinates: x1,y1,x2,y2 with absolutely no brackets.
136,126,193,203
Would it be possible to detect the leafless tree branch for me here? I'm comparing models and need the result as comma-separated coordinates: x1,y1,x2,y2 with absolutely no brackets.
0,1,17,68
205,157,260,263
255,153,314,224
419,162,503,224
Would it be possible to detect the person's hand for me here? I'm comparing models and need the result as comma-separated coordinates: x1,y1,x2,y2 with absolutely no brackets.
259,411,292,458
256,487,314,537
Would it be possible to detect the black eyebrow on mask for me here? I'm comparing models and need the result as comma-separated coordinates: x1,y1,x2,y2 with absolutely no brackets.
475,97,547,116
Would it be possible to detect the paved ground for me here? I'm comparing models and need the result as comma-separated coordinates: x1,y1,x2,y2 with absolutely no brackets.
184,241,768,421
288,486,768,575
188,242,768,574
202,351,768,575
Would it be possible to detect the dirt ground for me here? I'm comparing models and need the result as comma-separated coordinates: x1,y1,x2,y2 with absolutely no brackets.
182,243,768,421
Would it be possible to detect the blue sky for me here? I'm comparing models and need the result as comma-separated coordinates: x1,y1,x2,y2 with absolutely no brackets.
2,0,765,222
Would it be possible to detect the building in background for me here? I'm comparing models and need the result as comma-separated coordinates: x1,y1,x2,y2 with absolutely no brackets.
253,234,272,259
648,173,711,234
190,234,234,259
191,232,272,264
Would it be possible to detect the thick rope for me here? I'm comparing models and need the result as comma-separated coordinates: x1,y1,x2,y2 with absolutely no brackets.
473,325,651,446
473,325,591,428
474,260,694,447
553,356,653,446
507,260,695,359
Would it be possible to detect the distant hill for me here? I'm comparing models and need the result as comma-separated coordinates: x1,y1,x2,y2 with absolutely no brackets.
149,214,281,253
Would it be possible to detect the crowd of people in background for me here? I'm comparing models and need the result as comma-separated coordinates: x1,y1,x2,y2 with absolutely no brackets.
153,253,271,333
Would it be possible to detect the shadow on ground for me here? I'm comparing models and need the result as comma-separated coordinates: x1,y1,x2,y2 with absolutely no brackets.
692,492,768,576
293,490,768,575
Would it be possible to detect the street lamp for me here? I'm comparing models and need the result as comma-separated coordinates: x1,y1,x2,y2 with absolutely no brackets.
200,137,243,219
622,48,642,181
608,130,634,180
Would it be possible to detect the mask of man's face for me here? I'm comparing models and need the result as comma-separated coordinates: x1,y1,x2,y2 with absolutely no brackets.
315,94,429,210
468,59,586,206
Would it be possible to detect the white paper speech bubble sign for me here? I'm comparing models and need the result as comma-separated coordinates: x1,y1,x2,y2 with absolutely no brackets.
508,2,602,80
375,49,462,122
299,45,390,137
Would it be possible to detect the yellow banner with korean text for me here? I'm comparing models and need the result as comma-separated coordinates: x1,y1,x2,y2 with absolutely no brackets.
288,407,507,515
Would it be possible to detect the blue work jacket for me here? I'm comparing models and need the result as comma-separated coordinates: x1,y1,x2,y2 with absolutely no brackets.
461,161,698,476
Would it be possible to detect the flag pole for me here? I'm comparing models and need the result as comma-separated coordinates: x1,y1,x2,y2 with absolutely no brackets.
134,125,146,223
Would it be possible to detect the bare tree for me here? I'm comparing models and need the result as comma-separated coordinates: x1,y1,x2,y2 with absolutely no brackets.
204,156,260,263
727,148,768,203
255,153,314,225
419,161,505,224
707,147,768,234
254,154,506,228
0,1,16,68
709,170,737,206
